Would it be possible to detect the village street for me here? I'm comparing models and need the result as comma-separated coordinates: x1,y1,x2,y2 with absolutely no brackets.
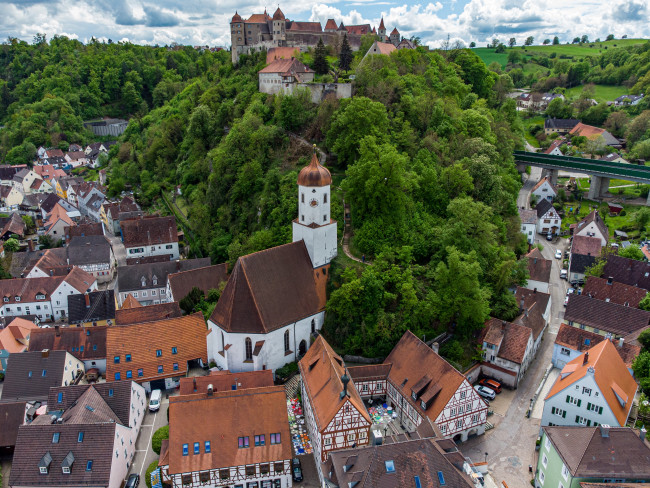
463,169,569,488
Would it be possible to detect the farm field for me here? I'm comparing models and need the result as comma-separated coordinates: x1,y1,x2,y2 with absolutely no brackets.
564,84,628,101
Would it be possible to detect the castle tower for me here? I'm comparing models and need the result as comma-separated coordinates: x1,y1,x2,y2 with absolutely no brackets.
390,27,400,46
378,17,386,41
292,149,337,269
272,7,286,45
230,11,244,64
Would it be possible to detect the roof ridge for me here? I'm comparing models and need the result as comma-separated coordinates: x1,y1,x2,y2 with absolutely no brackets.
238,257,266,333
574,428,599,475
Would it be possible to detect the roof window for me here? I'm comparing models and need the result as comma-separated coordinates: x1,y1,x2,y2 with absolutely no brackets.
385,460,395,473
52,433,60,443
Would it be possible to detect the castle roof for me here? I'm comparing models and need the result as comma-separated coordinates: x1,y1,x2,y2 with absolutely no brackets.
324,19,338,30
231,11,242,22
288,22,322,32
379,17,385,29
272,7,285,20
390,27,399,35
297,153,332,187
246,13,270,23
338,21,346,31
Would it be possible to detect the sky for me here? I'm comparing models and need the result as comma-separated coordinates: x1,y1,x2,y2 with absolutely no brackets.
0,0,648,49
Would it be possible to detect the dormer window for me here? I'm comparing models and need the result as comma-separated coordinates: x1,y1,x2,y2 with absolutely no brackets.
153,277,158,286
411,391,418,401
141,277,146,287
15,296,20,302
36,293,46,300
3,297,8,303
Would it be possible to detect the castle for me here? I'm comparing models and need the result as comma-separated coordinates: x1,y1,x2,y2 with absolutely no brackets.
230,7,401,63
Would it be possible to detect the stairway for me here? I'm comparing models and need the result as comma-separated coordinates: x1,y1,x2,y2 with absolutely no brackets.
284,374,301,399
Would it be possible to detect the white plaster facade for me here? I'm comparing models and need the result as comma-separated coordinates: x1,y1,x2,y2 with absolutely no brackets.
125,242,179,261
536,206,561,235
532,179,557,202
526,279,550,294
521,221,536,245
292,183,337,269
575,221,608,246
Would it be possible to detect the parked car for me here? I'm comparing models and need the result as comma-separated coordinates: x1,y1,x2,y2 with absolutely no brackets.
292,458,303,483
125,474,140,488
149,389,162,412
554,249,562,259
564,250,570,258
570,278,585,286
560,269,567,280
478,378,502,394
474,385,496,401
564,295,570,307
546,233,553,241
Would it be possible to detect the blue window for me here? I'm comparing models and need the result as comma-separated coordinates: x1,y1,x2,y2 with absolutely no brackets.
158,365,163,373
126,370,132,379
93,345,97,351
42,370,47,377
173,363,179,371
80,346,84,352
194,442,200,454
86,330,90,336
115,372,121,381
138,369,143,377
86,406,95,412
171,347,177,354
255,435,265,446
114,356,120,364
108,389,114,397
52,433,60,443
385,460,395,473
156,349,162,357
415,476,422,488
182,444,189,456
28,371,32,378
205,441,211,453
437,471,445,486
125,354,131,362
57,392,63,403
86,461,93,471
78,432,84,442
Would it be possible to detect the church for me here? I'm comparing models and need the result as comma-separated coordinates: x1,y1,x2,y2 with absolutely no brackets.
206,153,337,372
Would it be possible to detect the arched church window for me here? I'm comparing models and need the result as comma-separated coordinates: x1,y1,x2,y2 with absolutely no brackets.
311,319,315,334
245,338,252,361
284,330,290,353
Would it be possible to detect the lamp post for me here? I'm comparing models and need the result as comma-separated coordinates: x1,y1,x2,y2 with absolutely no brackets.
484,452,488,464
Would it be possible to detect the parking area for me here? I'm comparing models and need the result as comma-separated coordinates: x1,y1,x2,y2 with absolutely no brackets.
129,392,171,483
485,387,517,418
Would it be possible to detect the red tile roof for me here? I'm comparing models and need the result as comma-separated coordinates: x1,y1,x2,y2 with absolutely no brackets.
526,248,552,283
554,323,640,368
583,276,647,308
178,370,274,396
120,215,178,247
168,264,228,303
259,57,314,75
288,21,322,32
483,318,531,364
266,47,299,64
246,13,271,23
115,301,181,325
324,19,338,30
0,318,37,354
571,235,602,256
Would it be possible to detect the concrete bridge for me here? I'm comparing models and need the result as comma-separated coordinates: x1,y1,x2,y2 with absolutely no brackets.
513,151,650,204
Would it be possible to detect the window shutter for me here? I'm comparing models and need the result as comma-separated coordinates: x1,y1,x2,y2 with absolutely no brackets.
552,407,556,415
587,402,591,410
562,410,566,418
575,415,580,423
587,420,591,426
577,399,581,407
598,406,603,415
566,395,570,404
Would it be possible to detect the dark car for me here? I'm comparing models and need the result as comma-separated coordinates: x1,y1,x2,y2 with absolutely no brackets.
546,233,553,241
292,458,303,483
126,474,140,488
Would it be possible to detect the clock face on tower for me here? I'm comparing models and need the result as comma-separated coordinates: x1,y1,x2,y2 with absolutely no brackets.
309,198,319,208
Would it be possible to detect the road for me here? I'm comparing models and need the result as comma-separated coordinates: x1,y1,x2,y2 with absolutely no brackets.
518,166,542,209
463,168,569,488
129,393,170,484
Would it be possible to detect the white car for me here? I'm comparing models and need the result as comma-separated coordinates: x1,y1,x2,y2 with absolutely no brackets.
474,385,496,401
555,250,562,259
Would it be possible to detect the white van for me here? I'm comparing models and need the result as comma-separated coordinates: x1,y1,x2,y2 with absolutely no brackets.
149,389,162,412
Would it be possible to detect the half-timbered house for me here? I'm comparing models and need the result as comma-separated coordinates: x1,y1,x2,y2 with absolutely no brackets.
298,336,372,484
163,384,292,488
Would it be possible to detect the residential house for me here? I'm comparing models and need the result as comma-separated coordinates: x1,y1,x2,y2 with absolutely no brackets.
43,203,76,239
10,381,146,488
535,426,650,488
114,301,181,326
42,148,65,162
0,185,25,207
84,142,108,159
299,335,372,483
28,325,107,375
526,248,552,293
363,40,396,59
161,384,292,488
0,350,85,401
0,317,38,372
115,258,210,306
207,241,325,373
323,438,476,488
0,268,97,321
574,210,609,246
568,235,602,284
27,235,115,283
600,152,629,164
76,182,106,221
349,331,489,442
39,194,80,222
603,255,650,290
532,176,558,202
0,164,27,184
535,199,561,236
552,323,640,372
569,123,621,148
65,221,104,241
121,216,179,261
0,213,27,240
177,369,274,396
67,290,116,326
544,139,565,156
105,312,208,392
165,264,228,303
541,340,637,429
64,151,88,167
614,93,644,106
100,196,142,235
258,57,315,95
12,169,42,195
0,401,27,455
582,276,647,308
33,164,66,182
515,286,551,345
519,208,537,245
564,293,650,339
29,177,52,194
544,118,580,135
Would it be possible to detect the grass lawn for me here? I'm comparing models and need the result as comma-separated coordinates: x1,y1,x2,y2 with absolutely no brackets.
521,115,544,148
560,199,641,237
564,84,628,102
472,49,508,67
517,38,647,57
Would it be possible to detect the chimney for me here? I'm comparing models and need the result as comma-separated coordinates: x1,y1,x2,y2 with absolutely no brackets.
55,325,60,337
600,424,610,438
533,288,537,294
641,427,647,441
84,292,90,309
28,239,34,252
618,337,624,348
431,342,439,354
42,349,49,358
207,384,213,396
501,320,507,330
519,299,525,312
607,276,613,285
340,369,350,400
583,351,589,365
50,269,53,277
66,257,69,265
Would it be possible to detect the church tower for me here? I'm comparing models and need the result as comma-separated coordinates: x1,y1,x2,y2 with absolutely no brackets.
292,150,337,269
378,17,386,41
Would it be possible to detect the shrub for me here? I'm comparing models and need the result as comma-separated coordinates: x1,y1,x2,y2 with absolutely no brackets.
208,360,217,368
276,361,299,381
0,372,4,381
145,461,159,488
440,340,464,364
620,210,626,216
152,425,169,455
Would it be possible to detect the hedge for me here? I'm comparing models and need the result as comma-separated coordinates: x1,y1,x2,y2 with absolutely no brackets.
152,425,169,455
145,461,159,488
